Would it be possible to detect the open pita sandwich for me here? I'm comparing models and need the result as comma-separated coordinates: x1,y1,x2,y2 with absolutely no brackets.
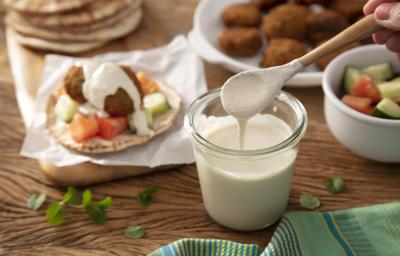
46,62,181,153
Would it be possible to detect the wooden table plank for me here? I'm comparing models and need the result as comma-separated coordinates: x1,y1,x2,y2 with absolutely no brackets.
0,0,400,255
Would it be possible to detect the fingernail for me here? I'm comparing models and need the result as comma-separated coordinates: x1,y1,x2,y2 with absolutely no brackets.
375,3,394,20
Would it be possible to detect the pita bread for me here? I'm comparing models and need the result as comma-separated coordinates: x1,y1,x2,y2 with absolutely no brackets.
10,29,107,53
46,82,182,154
4,0,93,14
7,8,143,42
9,0,141,28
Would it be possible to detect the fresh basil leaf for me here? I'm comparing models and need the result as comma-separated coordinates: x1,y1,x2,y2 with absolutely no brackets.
124,225,144,239
98,197,112,210
326,177,345,195
84,204,107,224
46,202,65,225
138,186,157,207
63,187,81,205
27,193,46,211
82,190,92,208
299,193,320,210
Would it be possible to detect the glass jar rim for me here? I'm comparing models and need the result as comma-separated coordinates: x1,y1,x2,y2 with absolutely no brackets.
185,88,308,157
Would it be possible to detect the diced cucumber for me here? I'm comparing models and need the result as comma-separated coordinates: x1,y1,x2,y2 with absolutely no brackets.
371,108,393,119
344,66,364,93
145,108,154,129
143,92,170,117
54,95,78,123
375,98,400,118
378,81,400,102
362,62,393,83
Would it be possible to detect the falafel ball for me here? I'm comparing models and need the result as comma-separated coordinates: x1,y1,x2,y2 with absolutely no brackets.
64,66,86,103
316,41,359,70
307,10,349,45
260,38,307,68
250,0,284,10
262,3,311,41
63,64,143,117
329,0,367,22
104,65,143,116
218,27,262,56
221,3,261,27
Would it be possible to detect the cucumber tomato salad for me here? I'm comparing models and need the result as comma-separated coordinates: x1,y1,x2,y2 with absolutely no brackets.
342,62,400,120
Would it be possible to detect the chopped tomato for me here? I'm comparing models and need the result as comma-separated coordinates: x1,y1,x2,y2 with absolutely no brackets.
96,116,128,140
342,95,374,114
137,71,159,95
350,77,381,103
70,113,99,142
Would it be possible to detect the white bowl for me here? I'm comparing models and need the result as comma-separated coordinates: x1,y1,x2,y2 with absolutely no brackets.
322,45,400,163
189,0,323,87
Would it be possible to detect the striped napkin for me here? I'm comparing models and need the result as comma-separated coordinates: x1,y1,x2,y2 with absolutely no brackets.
150,202,400,256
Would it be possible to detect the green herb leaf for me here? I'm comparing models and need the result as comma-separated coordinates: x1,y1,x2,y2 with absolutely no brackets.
82,190,92,208
27,193,46,211
138,186,157,207
299,193,320,210
46,202,65,225
63,187,81,205
84,204,107,224
98,197,112,210
124,225,144,239
326,177,345,195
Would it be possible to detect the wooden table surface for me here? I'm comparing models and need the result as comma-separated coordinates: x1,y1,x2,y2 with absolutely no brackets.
1,1,400,255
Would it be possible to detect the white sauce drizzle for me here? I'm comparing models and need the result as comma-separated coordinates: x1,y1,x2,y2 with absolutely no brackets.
77,61,152,135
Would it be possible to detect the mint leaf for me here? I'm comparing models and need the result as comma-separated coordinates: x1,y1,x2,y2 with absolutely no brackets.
98,197,112,210
82,190,92,208
124,225,144,239
46,202,65,225
138,186,157,207
299,193,320,210
27,193,46,211
326,177,345,195
84,204,107,224
63,187,81,205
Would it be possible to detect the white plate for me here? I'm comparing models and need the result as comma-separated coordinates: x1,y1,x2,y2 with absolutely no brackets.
189,0,323,87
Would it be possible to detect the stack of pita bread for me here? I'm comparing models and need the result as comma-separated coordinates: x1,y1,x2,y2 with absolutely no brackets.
4,0,143,53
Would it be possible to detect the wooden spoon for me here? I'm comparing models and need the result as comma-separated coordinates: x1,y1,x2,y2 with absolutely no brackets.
221,14,381,120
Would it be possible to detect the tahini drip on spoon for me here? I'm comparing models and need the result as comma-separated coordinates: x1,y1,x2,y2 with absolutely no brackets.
221,14,381,150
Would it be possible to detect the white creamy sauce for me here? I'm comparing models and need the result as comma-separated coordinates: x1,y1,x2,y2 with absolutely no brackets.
220,59,303,152
77,61,152,135
196,114,296,230
221,60,303,120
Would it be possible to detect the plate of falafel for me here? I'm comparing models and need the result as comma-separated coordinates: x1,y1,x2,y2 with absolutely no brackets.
189,0,369,87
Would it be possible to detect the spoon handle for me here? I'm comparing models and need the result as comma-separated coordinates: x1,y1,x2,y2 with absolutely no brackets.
299,14,381,67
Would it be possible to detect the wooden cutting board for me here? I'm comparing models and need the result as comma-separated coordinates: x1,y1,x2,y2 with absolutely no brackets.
6,9,181,186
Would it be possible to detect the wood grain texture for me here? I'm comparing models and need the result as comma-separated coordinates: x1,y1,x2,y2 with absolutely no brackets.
1,0,400,255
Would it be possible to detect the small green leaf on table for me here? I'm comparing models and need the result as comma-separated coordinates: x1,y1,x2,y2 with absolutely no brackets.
326,177,345,195
84,204,107,224
124,225,145,239
98,196,112,210
63,187,81,205
82,189,92,208
138,186,157,207
299,193,320,210
27,193,46,211
46,202,65,225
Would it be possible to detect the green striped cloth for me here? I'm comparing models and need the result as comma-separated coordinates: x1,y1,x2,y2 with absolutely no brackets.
149,202,400,256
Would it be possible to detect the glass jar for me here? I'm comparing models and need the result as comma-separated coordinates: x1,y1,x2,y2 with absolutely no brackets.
185,88,307,231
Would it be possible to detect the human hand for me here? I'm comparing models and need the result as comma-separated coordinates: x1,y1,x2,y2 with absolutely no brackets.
364,0,400,56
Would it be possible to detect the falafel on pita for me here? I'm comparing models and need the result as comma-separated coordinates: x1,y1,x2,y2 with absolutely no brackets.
47,62,181,153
